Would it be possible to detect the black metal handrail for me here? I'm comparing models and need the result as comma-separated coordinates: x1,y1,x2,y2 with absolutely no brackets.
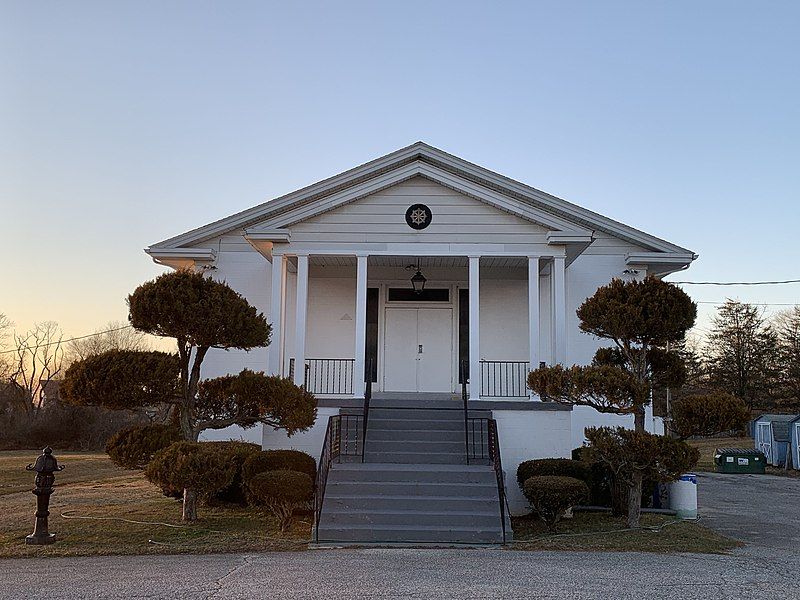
480,360,530,397
313,413,365,543
361,358,373,463
304,358,355,395
465,417,507,544
460,360,469,463
487,418,508,544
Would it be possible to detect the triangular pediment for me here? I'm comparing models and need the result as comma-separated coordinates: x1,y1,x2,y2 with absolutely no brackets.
247,172,579,235
147,142,694,271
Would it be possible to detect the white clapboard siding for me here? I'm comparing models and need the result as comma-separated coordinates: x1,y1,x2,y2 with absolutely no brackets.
288,177,550,244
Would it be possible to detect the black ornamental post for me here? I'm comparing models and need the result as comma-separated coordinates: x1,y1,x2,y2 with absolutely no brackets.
25,447,64,545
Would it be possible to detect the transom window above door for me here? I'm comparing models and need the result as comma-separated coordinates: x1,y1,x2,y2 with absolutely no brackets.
387,288,450,302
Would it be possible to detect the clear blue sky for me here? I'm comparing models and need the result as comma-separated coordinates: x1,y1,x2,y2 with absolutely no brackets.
2,1,798,339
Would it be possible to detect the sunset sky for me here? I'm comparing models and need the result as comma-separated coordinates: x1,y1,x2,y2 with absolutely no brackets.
2,1,798,343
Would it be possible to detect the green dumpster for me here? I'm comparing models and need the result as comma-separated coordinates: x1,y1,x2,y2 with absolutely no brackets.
714,448,766,474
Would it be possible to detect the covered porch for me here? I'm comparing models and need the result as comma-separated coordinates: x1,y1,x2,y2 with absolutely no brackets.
265,252,569,401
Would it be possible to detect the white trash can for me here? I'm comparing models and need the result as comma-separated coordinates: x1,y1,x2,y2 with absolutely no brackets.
669,473,698,520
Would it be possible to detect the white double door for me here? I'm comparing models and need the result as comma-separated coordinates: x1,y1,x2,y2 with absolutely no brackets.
384,307,453,393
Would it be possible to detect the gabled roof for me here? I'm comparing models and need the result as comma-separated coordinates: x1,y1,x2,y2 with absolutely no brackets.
147,142,696,262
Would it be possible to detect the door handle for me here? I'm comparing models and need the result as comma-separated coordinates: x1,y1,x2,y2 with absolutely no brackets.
418,344,423,354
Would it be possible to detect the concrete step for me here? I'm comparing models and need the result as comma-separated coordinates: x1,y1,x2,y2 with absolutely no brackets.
366,440,466,454
367,418,464,431
320,509,501,528
368,408,465,422
325,481,497,496
315,524,504,545
324,494,500,512
328,463,496,484
363,451,465,464
367,428,466,442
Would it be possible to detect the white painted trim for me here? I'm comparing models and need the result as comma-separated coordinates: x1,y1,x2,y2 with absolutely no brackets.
145,247,216,268
353,255,368,398
528,256,541,400
552,256,566,364
293,255,309,386
147,142,693,258
251,162,588,235
267,244,568,258
245,229,291,242
268,254,285,376
468,256,481,401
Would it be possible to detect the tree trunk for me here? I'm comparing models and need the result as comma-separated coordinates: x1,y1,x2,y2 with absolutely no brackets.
634,407,645,433
179,407,197,441
610,476,626,516
626,472,643,528
182,488,198,522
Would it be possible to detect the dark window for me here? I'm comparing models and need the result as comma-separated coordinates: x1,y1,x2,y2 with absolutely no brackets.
365,288,379,382
458,289,469,383
387,288,450,302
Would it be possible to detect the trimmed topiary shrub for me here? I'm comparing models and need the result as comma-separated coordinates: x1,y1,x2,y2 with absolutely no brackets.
248,469,313,531
145,441,237,522
105,423,182,470
241,450,316,503
522,475,590,531
205,441,261,504
671,392,750,440
516,458,590,490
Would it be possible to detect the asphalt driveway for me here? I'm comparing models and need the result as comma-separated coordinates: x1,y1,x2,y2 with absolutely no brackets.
2,547,799,600
2,472,799,599
698,471,800,550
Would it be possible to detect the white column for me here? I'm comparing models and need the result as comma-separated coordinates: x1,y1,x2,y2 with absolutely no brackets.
552,255,566,365
528,256,540,400
268,253,285,376
353,254,368,398
293,254,309,387
468,255,481,401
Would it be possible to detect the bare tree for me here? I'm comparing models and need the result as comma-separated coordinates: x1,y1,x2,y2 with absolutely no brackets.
774,306,800,411
0,312,13,381
64,321,150,365
704,301,780,410
10,321,65,419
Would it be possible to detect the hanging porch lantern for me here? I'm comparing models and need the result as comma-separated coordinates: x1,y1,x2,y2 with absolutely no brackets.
410,269,427,294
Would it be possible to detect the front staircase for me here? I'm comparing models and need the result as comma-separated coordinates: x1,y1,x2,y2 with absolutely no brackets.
314,398,511,545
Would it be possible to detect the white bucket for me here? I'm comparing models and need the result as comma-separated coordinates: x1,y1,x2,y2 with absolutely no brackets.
669,473,698,520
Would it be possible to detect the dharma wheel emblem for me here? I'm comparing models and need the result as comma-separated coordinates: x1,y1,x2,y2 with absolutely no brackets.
405,204,432,230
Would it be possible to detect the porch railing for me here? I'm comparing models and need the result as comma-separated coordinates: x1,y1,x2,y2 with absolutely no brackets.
304,358,355,395
480,360,530,398
313,413,364,543
465,416,508,544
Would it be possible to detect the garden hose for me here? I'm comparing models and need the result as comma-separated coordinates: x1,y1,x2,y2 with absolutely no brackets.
59,509,312,547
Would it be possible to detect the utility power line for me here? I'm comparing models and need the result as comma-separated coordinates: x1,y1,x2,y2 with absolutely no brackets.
673,279,800,286
695,301,798,307
0,325,133,355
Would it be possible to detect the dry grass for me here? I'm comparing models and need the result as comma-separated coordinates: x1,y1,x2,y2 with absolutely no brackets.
0,451,310,559
686,436,753,471
686,436,800,478
2,451,742,558
511,512,741,554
